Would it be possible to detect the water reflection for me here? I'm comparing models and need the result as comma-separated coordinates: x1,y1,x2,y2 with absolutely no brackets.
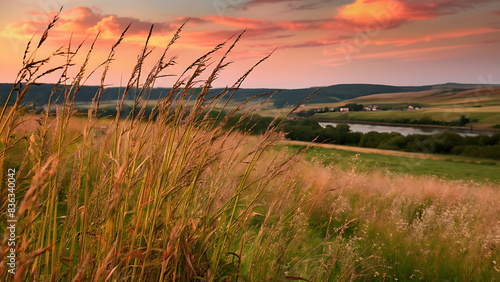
318,122,493,137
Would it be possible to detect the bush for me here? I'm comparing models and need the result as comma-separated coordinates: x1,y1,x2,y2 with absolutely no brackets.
377,134,407,150
452,145,500,159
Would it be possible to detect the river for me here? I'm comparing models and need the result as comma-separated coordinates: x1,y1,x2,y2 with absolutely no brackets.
318,121,494,137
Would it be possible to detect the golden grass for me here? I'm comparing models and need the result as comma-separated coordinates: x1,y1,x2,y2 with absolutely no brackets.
0,13,328,281
290,158,500,280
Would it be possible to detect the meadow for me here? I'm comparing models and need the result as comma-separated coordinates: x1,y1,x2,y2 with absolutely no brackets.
1,15,500,281
280,142,500,183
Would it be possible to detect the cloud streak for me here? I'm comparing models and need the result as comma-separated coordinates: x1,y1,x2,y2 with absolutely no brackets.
371,27,500,46
324,43,476,67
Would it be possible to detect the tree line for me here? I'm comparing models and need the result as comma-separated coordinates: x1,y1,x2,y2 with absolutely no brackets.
282,118,500,160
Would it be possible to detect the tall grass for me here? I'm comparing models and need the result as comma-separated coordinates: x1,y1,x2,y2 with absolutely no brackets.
0,14,348,281
291,157,500,280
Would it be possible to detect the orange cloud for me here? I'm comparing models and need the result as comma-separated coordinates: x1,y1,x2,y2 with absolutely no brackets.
206,16,267,29
334,0,497,30
2,6,177,44
250,39,340,50
191,15,331,33
88,15,122,38
335,0,436,29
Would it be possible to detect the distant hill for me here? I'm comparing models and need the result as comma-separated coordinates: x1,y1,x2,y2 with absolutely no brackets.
1,82,497,108
336,85,500,108
430,83,500,90
340,86,500,107
267,84,433,107
0,84,174,105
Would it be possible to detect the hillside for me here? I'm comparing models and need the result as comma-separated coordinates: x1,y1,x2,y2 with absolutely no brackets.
3,82,496,108
340,86,500,107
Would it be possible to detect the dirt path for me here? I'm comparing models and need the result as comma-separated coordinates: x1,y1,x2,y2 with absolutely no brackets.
278,140,453,161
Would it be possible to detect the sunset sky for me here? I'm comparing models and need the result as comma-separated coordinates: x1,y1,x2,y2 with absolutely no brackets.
0,0,499,88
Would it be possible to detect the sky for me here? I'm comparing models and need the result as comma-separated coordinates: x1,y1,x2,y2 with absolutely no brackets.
0,0,499,88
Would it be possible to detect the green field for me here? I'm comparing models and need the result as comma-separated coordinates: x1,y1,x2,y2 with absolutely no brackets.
281,144,500,183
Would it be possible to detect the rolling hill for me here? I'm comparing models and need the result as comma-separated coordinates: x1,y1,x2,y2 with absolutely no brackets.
1,82,497,108
338,86,500,107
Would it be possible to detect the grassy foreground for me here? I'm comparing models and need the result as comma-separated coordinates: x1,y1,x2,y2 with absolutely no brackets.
1,15,500,281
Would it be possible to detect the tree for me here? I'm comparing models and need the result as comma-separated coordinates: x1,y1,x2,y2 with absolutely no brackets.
344,103,364,111
455,115,470,126
336,124,350,133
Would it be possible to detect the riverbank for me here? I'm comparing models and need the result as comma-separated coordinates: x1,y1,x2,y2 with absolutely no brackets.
315,118,499,135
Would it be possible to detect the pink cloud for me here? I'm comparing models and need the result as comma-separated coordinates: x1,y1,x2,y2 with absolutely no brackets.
371,27,500,46
0,5,353,53
250,39,340,50
205,16,268,29
4,6,177,42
